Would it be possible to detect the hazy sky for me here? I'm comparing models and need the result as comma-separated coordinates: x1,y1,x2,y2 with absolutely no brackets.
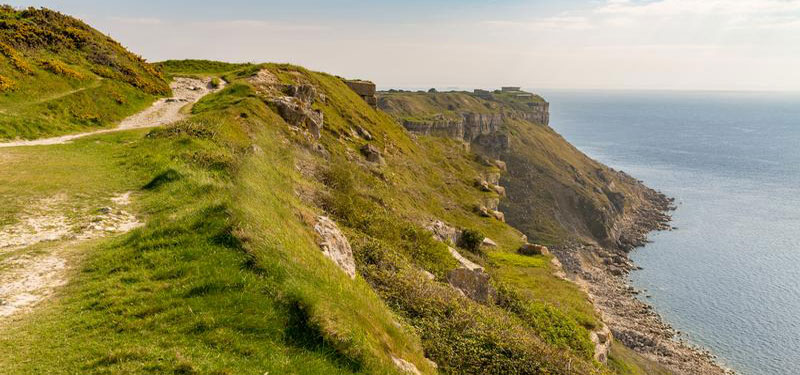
8,0,800,91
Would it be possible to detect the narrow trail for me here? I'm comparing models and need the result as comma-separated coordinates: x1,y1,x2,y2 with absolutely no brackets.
0,192,141,319
0,77,223,321
28,77,104,106
0,76,225,148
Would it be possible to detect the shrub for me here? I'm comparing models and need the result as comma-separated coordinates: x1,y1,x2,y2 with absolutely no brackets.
41,59,84,79
458,228,485,254
0,74,14,91
0,41,32,73
210,77,221,88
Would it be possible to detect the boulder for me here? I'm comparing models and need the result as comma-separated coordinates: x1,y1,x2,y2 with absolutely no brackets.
518,243,550,256
493,159,507,171
391,356,422,375
360,143,385,164
354,125,373,140
476,205,491,217
314,216,356,278
448,246,482,271
447,268,497,303
490,184,506,196
490,209,505,222
425,220,461,245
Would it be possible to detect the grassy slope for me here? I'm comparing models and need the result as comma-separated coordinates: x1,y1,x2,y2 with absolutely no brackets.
0,51,673,374
0,6,169,140
0,60,610,374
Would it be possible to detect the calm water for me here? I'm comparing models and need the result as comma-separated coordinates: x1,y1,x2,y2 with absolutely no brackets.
542,90,800,375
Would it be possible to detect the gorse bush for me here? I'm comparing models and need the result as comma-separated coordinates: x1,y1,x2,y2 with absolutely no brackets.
458,228,485,254
41,59,83,79
0,74,13,91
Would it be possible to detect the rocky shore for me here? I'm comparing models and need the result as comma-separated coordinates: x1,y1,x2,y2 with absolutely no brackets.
551,185,735,375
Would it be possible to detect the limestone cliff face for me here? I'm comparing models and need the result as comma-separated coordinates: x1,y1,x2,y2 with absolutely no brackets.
378,90,668,250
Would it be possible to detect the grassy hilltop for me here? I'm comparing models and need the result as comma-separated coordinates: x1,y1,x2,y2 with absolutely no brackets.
0,6,168,140
0,8,671,375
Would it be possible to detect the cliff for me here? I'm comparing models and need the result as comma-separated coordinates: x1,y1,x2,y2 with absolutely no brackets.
378,89,670,250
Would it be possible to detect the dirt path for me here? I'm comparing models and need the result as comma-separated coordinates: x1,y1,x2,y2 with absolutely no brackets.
28,78,105,106
0,77,225,148
0,192,141,319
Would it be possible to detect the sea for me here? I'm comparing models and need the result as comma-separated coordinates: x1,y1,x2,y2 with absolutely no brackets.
541,89,800,375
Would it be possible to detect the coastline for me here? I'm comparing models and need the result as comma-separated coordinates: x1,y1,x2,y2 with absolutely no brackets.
551,186,734,375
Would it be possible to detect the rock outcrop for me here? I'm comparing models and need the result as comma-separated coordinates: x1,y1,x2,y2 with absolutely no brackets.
249,69,326,139
314,216,356,278
425,220,461,245
360,143,385,164
271,96,324,139
344,79,377,108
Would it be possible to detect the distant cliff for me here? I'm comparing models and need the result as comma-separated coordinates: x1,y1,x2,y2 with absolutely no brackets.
379,88,669,250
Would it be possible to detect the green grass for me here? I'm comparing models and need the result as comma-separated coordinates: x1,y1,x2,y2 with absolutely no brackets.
0,6,168,140
156,59,253,78
607,342,673,375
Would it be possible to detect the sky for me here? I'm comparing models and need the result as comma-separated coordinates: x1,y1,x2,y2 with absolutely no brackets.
7,0,800,91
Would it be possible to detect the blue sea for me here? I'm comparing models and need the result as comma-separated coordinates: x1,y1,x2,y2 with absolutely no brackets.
542,90,800,375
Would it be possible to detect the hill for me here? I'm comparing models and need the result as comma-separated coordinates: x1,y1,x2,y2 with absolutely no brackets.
0,6,169,140
0,8,683,375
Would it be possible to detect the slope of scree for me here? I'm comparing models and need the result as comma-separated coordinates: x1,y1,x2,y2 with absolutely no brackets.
0,6,169,140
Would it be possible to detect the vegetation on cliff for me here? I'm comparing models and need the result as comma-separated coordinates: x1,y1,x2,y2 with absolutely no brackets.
0,8,673,375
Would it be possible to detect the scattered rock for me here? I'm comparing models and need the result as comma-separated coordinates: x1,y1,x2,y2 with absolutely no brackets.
490,184,506,196
354,125,373,140
360,144,385,164
421,270,435,280
493,159,507,171
313,216,356,279
475,179,492,192
475,205,491,217
489,209,505,222
518,243,550,256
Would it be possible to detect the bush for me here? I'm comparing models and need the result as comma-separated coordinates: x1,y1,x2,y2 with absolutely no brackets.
210,77,221,88
41,59,84,79
458,229,485,254
0,74,14,91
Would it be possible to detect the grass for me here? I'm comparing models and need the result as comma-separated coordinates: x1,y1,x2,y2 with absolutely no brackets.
156,59,252,78
0,6,168,140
